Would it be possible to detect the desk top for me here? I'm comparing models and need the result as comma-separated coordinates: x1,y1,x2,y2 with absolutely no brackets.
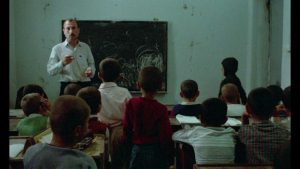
10,133,105,160
193,164,273,169
9,109,25,118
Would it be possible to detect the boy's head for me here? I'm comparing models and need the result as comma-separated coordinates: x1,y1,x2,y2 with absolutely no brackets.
180,80,199,100
201,98,228,127
21,93,44,116
76,86,101,115
98,57,121,82
63,83,82,95
220,83,240,103
221,57,238,76
266,85,284,105
138,66,162,93
50,95,90,145
246,87,277,120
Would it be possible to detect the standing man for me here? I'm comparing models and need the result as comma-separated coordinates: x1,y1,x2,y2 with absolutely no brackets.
47,18,96,95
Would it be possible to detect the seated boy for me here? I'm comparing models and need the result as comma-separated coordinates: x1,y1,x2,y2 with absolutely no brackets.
16,93,49,136
64,83,82,95
172,98,236,166
23,95,97,169
238,87,290,164
76,86,108,134
171,79,203,117
220,83,245,117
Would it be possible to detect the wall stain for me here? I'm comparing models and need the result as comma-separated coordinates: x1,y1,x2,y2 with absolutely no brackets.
183,4,188,10
191,6,194,16
43,3,50,12
153,17,159,21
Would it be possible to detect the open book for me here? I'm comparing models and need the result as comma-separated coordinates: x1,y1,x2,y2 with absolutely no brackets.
175,114,201,124
224,117,242,126
9,144,24,158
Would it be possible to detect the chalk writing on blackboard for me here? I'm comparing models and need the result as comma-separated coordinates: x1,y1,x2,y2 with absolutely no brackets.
62,20,168,92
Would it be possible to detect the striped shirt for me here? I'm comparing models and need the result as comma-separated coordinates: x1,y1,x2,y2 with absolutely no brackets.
172,126,236,164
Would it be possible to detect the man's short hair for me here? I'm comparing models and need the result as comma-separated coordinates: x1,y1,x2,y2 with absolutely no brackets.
221,57,238,76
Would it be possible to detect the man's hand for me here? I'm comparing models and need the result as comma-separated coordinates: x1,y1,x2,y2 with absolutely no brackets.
63,55,74,66
84,67,92,77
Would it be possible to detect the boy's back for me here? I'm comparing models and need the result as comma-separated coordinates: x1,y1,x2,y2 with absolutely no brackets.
123,66,172,169
24,143,97,169
98,82,131,124
123,97,171,144
172,103,203,117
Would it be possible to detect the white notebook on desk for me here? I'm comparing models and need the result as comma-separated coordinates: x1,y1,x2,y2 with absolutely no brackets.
10,144,24,158
175,114,201,124
224,117,242,126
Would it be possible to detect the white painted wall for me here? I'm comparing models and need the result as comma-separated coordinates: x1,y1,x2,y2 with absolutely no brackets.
280,0,291,89
270,0,291,89
9,0,275,107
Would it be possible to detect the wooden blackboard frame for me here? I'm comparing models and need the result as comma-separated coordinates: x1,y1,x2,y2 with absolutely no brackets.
62,20,168,93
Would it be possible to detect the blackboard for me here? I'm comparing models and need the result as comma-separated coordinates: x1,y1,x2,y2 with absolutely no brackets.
62,20,168,93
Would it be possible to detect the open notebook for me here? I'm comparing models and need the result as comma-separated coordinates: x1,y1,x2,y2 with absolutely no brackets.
175,114,201,124
175,115,241,126
9,144,24,158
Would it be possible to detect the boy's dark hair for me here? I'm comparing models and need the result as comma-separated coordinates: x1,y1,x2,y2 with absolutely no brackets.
267,85,284,105
138,66,162,93
21,93,42,116
283,86,290,111
50,95,90,144
201,98,227,126
64,83,82,95
76,86,101,115
99,58,121,82
180,80,198,99
23,84,48,99
247,87,277,120
221,57,238,76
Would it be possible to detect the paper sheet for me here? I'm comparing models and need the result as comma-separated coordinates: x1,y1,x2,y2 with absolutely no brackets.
9,109,24,117
9,144,24,158
40,133,53,143
175,114,200,124
224,117,242,126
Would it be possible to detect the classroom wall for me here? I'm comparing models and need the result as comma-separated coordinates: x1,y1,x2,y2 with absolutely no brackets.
9,0,288,108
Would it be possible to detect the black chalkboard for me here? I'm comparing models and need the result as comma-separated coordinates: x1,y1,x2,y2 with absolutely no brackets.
62,20,168,92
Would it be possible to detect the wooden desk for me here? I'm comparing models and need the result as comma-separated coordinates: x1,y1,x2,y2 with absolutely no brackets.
9,109,25,136
9,129,106,169
10,117,22,136
10,109,25,118
193,163,273,169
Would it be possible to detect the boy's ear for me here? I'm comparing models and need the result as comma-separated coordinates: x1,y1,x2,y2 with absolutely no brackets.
180,91,184,98
245,103,253,116
97,104,101,113
196,90,200,97
98,72,102,79
74,125,85,139
136,82,141,89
